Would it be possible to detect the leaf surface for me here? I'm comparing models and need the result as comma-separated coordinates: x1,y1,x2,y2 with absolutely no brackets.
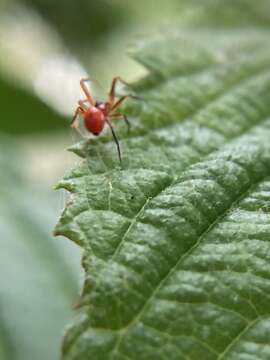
55,26,270,360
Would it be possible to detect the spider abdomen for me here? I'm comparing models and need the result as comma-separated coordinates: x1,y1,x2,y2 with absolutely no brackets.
83,107,105,135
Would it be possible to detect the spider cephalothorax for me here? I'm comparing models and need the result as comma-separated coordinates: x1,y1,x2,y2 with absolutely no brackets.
71,77,135,162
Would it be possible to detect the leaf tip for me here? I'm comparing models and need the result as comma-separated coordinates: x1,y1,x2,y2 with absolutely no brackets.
54,179,76,192
67,141,88,158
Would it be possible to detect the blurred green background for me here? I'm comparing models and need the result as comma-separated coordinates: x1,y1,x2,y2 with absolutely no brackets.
0,1,188,359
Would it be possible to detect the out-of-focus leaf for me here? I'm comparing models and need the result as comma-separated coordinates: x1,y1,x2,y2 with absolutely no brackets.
0,136,81,360
0,79,67,134
20,0,128,50
179,0,270,27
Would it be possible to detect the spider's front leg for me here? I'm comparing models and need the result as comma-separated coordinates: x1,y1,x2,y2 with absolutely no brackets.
108,76,129,105
70,107,81,128
80,78,95,106
111,93,142,114
78,99,90,110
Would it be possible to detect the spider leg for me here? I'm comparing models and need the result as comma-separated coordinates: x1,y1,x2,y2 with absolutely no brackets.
111,94,139,112
106,119,122,163
70,107,87,138
108,76,129,105
108,113,130,132
78,100,90,111
80,78,95,106
71,107,82,128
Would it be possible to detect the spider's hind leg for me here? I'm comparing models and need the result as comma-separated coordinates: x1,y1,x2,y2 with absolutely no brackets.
105,119,122,163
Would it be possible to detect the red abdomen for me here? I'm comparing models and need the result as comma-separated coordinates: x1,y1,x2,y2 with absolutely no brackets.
83,107,105,135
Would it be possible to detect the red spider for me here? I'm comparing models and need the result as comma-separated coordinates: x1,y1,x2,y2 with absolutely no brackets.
71,77,135,163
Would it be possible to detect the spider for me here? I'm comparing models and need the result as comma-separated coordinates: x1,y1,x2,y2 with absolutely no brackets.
71,77,136,163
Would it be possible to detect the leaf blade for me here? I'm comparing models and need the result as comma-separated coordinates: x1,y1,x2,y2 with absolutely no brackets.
56,28,270,359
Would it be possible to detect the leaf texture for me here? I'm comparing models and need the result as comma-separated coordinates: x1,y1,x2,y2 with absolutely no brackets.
55,29,270,359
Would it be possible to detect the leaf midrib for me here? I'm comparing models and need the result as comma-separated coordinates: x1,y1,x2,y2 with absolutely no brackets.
111,173,270,357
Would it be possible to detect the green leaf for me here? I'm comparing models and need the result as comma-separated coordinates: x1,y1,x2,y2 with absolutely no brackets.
179,0,270,28
0,137,81,360
55,26,270,360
